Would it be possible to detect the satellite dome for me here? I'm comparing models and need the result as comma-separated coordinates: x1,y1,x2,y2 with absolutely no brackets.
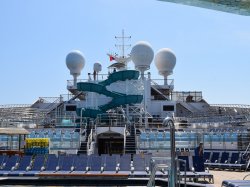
154,48,176,76
66,50,85,76
94,62,102,72
131,41,154,71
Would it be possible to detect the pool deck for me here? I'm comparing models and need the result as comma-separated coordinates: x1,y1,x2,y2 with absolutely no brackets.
210,170,250,186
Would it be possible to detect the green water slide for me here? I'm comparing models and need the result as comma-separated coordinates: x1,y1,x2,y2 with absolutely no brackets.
99,95,143,111
99,70,140,86
76,70,142,118
77,82,125,98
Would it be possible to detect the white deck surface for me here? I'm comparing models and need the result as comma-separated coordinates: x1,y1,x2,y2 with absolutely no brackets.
210,170,250,187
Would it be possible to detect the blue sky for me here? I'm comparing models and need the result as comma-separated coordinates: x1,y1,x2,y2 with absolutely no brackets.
0,0,250,105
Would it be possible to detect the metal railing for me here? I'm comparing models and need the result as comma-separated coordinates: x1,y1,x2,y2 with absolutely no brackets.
242,142,250,171
147,164,169,187
87,129,95,155
95,113,128,127
171,91,203,102
150,78,174,87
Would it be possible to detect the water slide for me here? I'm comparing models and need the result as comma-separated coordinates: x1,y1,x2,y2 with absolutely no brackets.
99,95,143,111
99,70,139,86
76,70,142,118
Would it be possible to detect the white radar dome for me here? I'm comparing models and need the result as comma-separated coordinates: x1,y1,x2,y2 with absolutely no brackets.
94,62,102,72
154,48,176,76
66,50,85,76
131,41,154,71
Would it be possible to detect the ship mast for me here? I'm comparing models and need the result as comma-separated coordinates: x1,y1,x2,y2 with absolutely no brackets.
115,29,131,58
107,30,131,69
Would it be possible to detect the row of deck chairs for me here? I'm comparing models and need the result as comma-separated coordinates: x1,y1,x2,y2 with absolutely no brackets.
204,151,248,171
0,154,155,177
0,153,214,183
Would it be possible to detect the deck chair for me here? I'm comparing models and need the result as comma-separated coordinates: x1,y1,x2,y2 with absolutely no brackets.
23,155,45,176
132,156,147,176
89,155,104,173
39,154,59,174
118,155,131,173
0,155,20,176
103,155,119,173
71,154,89,173
204,152,220,169
8,155,32,176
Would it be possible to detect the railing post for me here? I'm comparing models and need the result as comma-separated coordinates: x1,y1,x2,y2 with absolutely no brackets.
163,117,177,187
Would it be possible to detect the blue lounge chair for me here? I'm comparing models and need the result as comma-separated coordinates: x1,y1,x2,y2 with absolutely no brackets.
8,155,32,176
118,154,131,173
71,154,89,173
103,155,119,173
89,155,104,173
23,155,45,176
40,154,59,174
205,152,220,169
222,180,250,187
0,155,7,168
132,156,147,176
0,155,20,176
204,151,211,162
54,154,76,174
230,153,247,171
219,152,230,170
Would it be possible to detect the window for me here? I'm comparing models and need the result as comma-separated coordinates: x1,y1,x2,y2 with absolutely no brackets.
66,105,76,111
163,105,174,111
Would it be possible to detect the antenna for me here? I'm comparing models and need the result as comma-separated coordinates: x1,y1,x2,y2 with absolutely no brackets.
115,29,131,58
107,30,132,69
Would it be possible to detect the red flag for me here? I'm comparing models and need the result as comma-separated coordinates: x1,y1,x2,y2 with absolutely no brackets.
109,55,115,61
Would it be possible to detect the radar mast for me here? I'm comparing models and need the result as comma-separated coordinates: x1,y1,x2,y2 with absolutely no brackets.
107,30,131,70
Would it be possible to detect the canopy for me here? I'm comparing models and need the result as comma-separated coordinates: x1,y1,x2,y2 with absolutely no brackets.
0,128,30,135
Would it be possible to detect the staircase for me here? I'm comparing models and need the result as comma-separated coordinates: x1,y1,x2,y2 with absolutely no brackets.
125,124,136,154
179,102,200,113
77,124,92,154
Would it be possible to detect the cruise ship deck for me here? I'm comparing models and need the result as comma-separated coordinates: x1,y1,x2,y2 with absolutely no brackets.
1,32,250,186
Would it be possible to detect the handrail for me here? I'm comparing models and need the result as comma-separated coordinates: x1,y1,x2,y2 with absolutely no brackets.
87,129,93,152
45,98,63,115
150,79,170,100
242,142,250,171
210,104,250,109
242,143,250,160
150,78,174,87
124,125,127,154
178,159,187,187
0,104,32,108
162,117,178,187
147,164,169,187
